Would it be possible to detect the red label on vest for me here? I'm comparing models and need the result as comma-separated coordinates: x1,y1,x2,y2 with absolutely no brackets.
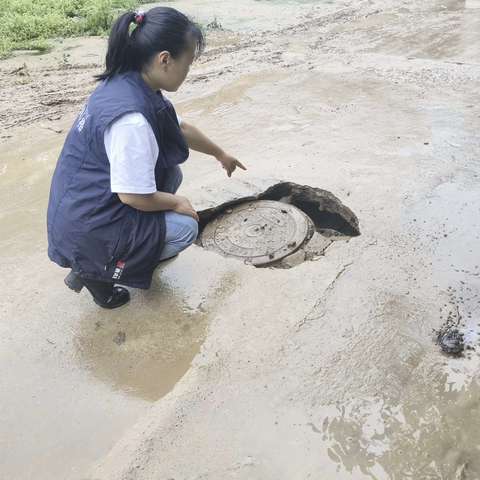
112,260,125,280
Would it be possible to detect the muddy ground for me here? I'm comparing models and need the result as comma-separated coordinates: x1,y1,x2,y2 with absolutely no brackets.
1,0,480,478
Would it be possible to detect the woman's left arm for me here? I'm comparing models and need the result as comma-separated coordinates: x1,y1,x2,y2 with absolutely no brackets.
180,121,247,177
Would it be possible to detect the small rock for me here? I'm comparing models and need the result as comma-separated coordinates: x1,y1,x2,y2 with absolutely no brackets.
437,328,464,356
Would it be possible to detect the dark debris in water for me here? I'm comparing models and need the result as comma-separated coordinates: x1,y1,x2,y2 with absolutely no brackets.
436,327,464,356
435,283,480,357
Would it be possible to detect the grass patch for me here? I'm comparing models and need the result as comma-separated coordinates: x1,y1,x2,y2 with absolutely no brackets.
0,0,142,58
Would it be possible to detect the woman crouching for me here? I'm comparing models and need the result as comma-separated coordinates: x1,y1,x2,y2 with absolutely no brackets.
47,7,246,308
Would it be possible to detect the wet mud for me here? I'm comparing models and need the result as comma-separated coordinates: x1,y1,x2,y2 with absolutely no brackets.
437,327,465,356
320,375,480,479
75,265,238,401
2,0,480,479
435,284,480,357
75,284,208,401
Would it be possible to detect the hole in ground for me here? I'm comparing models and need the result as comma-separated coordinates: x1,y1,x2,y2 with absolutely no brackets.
196,182,360,268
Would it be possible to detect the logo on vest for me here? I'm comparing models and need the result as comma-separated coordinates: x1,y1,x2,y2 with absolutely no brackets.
112,260,125,280
77,104,90,133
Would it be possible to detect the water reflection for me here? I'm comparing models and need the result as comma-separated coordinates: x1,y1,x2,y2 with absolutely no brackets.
75,261,237,401
75,280,209,401
322,369,480,479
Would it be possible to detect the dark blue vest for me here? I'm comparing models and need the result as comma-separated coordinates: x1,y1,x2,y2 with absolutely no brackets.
47,71,189,289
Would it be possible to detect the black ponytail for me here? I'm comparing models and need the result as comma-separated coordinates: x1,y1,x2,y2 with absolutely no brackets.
95,7,205,81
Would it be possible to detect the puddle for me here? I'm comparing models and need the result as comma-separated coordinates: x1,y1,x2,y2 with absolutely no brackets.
197,182,360,268
75,259,237,401
319,373,480,478
177,71,288,117
76,291,207,401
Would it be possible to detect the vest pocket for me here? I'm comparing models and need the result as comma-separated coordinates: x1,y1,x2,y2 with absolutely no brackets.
108,216,133,266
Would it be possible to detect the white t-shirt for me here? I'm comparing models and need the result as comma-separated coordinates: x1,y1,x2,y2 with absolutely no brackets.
104,111,182,194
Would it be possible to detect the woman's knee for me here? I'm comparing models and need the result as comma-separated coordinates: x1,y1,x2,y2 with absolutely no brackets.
180,215,198,245
159,214,198,261
164,211,198,246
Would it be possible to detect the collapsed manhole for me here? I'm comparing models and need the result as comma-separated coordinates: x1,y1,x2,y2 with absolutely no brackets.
201,200,314,266
197,182,360,268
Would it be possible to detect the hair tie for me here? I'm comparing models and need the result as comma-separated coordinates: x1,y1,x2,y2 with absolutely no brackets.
134,10,145,25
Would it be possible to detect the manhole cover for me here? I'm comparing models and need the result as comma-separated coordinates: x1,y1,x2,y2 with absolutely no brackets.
200,200,313,265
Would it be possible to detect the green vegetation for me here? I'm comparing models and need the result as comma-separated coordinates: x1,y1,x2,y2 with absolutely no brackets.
0,0,140,58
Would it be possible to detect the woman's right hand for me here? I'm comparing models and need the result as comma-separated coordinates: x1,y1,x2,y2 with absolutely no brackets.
173,195,199,222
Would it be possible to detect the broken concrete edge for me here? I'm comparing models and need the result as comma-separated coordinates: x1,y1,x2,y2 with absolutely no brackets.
196,181,361,238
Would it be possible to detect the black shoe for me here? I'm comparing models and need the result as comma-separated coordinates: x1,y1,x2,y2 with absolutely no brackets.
64,270,84,292
64,270,130,309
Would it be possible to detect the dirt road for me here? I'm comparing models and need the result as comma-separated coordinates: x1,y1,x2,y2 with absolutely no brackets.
1,0,480,478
